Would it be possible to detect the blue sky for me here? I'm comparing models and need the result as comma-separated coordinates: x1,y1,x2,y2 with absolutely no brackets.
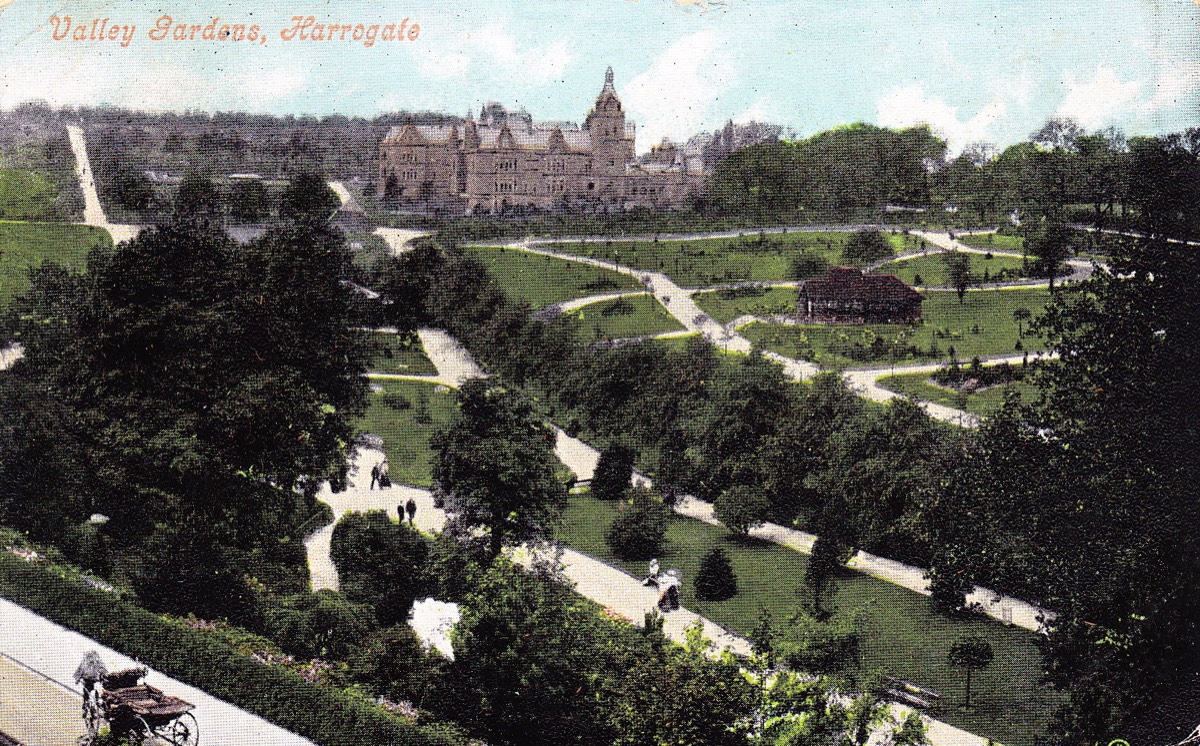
1,0,1197,153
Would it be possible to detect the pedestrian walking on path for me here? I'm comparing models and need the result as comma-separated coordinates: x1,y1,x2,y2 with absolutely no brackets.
370,462,381,490
657,569,681,611
405,498,417,525
642,558,660,587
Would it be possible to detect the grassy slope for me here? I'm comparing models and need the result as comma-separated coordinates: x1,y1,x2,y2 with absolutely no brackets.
542,232,923,287
359,379,459,486
877,253,1031,286
741,288,1053,368
693,286,798,324
567,294,684,342
556,495,1059,745
464,244,641,307
0,223,113,309
364,331,438,376
877,372,1042,416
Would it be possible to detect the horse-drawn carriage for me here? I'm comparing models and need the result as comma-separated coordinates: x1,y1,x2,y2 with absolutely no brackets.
78,655,199,746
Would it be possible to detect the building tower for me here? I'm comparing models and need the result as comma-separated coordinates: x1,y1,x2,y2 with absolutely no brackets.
585,67,635,182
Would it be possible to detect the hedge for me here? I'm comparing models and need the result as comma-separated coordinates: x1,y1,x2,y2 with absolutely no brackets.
0,553,461,746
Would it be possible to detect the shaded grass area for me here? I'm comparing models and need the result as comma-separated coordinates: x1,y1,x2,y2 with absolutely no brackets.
542,231,924,287
0,222,113,309
877,252,1032,287
567,293,684,342
878,372,1042,416
556,494,1060,745
347,232,392,273
364,331,438,376
464,244,641,307
958,234,1026,253
359,378,459,487
693,286,797,323
741,288,1053,368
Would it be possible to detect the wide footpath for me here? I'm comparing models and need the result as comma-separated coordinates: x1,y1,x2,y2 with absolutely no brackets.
304,327,996,746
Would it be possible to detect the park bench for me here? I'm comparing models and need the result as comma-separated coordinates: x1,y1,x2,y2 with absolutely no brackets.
883,676,941,710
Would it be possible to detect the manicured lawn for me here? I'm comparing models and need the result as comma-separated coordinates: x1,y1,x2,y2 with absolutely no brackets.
542,232,924,288
958,233,1026,254
740,288,1054,368
358,379,459,487
693,286,797,323
363,331,437,376
0,222,113,309
567,293,684,342
877,252,1032,287
464,244,642,307
556,495,1060,745
877,372,1042,416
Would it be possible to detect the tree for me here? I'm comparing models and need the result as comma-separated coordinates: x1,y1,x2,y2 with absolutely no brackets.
432,379,567,560
348,624,432,705
789,250,830,280
842,229,893,265
714,484,771,536
941,251,972,303
265,589,377,660
806,535,854,619
174,171,222,219
279,170,340,225
331,510,430,625
605,487,669,560
1012,307,1032,337
0,219,367,603
1025,221,1075,288
591,443,636,501
694,547,737,601
227,178,270,223
947,637,993,708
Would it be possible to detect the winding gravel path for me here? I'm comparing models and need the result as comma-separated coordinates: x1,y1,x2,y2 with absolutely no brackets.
66,125,141,244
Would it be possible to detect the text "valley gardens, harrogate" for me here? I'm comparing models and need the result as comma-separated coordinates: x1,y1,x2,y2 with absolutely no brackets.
46,15,421,48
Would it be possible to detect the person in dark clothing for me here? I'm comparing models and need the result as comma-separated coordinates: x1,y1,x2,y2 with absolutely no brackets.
405,498,417,525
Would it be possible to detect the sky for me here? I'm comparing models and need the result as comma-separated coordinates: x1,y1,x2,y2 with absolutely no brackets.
0,0,1197,154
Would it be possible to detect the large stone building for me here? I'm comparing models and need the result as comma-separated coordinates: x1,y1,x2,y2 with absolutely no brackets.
378,68,704,214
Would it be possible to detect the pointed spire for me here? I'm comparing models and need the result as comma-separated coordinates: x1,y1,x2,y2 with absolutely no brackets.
603,66,615,92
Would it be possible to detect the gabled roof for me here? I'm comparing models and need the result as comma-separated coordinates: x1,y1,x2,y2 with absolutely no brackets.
801,267,922,302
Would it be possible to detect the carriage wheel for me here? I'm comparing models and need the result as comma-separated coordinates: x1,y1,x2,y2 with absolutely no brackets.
128,715,153,745
163,712,199,746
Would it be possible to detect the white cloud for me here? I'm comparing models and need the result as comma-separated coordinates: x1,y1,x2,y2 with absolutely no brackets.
875,85,1007,155
622,30,734,152
1055,66,1144,130
471,25,573,84
237,66,308,102
417,51,470,81
733,98,772,125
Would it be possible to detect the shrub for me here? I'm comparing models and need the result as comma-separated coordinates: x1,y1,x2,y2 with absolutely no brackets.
694,547,737,601
776,613,862,677
591,444,636,501
348,624,434,704
714,485,771,536
605,488,669,560
264,590,377,660
383,391,413,411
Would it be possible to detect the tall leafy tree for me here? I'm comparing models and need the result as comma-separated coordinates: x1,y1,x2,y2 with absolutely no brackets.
432,378,567,560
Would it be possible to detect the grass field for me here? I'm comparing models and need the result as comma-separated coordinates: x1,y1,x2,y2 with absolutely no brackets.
877,372,1042,416
568,293,685,342
556,494,1060,745
464,245,642,307
359,378,459,487
0,222,113,309
877,252,1032,286
363,331,438,376
740,288,1053,368
542,231,923,288
693,286,797,323
958,233,1026,254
